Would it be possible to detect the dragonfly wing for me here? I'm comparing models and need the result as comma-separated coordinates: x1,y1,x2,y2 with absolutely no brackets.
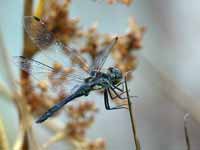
13,56,53,79
89,37,118,74
12,56,86,87
24,16,90,72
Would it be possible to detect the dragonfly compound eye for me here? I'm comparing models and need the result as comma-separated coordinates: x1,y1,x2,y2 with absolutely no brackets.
108,67,122,81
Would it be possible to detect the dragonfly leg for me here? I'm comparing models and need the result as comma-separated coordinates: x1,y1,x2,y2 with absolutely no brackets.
108,88,127,100
114,79,126,92
110,88,137,100
110,86,129,100
113,85,124,92
110,84,137,99
104,89,127,110
106,105,128,110
104,89,110,110
112,80,126,92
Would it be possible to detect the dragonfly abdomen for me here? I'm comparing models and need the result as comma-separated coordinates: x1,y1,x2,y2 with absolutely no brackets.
75,84,92,96
36,92,81,123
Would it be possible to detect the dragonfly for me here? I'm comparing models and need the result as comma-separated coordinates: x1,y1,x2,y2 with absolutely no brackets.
14,16,130,123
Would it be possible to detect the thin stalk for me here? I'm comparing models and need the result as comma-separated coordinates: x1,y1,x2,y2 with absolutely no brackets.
184,114,191,150
125,75,141,150
0,116,9,150
42,131,65,149
34,0,46,17
0,81,12,99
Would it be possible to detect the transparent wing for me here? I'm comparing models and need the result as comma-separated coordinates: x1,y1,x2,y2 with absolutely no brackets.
89,37,118,74
13,56,87,84
24,16,90,73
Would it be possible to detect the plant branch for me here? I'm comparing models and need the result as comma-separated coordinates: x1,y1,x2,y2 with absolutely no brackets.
184,113,191,150
0,81,12,99
0,116,9,150
125,75,141,150
23,0,37,58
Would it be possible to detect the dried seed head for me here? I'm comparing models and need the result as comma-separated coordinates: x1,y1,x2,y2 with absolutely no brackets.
63,67,73,74
107,0,133,5
53,62,63,71
95,138,106,148
84,101,94,110
122,0,133,5
37,80,48,91
88,141,96,149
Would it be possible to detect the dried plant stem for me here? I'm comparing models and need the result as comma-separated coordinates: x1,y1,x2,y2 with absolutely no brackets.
184,114,191,150
34,0,46,17
125,76,141,150
184,126,191,150
0,30,16,96
12,92,44,150
0,81,12,99
23,0,37,58
43,130,91,150
0,116,9,150
1,2,42,149
0,28,39,150
42,131,65,149
0,27,30,126
13,127,26,150
14,128,41,150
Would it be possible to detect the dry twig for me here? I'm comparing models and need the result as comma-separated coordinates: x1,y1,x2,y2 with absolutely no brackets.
125,75,141,150
0,116,9,150
184,113,191,150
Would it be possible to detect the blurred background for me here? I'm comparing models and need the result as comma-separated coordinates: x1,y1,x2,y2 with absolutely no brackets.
0,0,200,150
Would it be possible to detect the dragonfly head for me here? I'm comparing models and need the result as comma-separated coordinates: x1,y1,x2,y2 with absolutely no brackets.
107,67,123,84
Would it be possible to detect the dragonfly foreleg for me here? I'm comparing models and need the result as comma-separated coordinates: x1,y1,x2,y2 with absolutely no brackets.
112,84,124,92
110,81,137,99
104,89,127,110
115,79,126,91
112,79,126,92
109,86,129,100
108,88,127,100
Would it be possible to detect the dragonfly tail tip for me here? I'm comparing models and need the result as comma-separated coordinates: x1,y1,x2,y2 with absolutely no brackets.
35,118,43,124
35,114,48,123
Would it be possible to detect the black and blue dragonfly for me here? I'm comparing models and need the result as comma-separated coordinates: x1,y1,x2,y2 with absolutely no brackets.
14,16,129,123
